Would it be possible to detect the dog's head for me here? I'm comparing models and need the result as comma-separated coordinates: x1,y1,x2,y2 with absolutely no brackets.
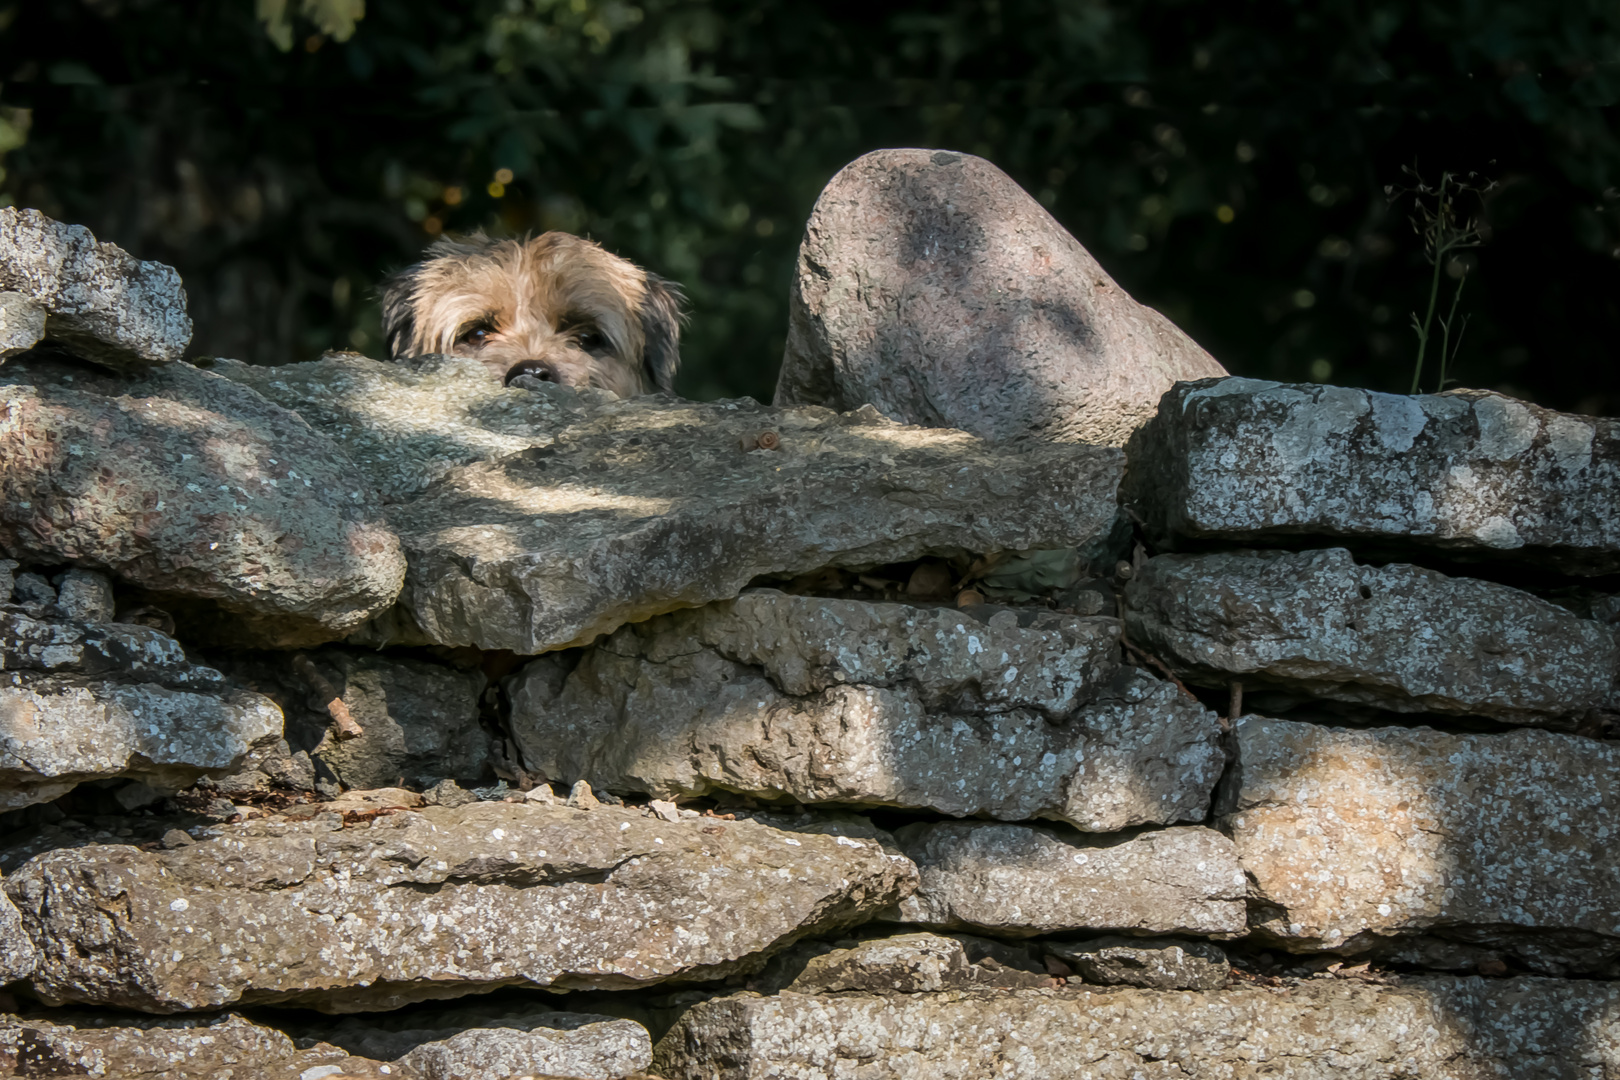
380,231,684,397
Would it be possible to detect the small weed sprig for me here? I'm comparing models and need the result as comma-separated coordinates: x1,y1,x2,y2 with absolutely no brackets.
1385,166,1497,394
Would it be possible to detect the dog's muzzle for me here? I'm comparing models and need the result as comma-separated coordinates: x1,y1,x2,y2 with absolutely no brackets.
504,359,565,387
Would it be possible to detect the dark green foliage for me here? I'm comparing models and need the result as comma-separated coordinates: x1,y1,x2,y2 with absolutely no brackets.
2,1,1618,410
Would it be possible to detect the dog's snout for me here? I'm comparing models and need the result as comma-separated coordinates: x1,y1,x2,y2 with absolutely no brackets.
504,359,562,386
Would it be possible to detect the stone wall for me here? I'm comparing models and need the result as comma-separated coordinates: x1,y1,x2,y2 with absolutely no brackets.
1,207,1617,1079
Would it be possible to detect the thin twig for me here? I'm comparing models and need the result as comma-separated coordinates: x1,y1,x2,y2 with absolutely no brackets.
1437,262,1468,391
291,653,364,740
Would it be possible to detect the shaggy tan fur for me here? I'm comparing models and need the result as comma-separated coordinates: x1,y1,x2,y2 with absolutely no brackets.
381,232,683,397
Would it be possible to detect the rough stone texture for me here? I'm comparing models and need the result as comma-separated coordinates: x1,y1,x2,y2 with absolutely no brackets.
0,606,283,809
52,567,116,621
0,355,404,647
387,397,1124,652
0,869,36,983
0,207,192,371
0,1011,401,1079
386,1014,651,1080
1223,716,1620,972
5,801,917,1012
1046,936,1230,991
212,737,317,797
653,977,1620,1080
214,351,1124,653
755,932,1047,995
510,591,1223,832
0,291,45,358
213,352,606,503
1124,548,1618,726
11,571,52,607
774,149,1227,447
887,822,1246,937
0,603,223,689
222,649,488,790
1126,378,1620,575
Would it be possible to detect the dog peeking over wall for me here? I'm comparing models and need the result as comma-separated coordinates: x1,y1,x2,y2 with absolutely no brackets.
380,231,685,397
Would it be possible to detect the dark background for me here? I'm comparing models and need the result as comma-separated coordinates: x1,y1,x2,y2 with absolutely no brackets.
3,0,1617,412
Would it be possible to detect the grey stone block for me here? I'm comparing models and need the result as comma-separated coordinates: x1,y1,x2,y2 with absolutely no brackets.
1124,548,1618,726
1223,716,1620,973
509,591,1224,832
654,978,1620,1080
887,821,1247,938
0,207,190,370
1125,378,1620,575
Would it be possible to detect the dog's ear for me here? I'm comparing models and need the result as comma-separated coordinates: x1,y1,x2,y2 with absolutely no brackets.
638,273,685,394
379,263,421,360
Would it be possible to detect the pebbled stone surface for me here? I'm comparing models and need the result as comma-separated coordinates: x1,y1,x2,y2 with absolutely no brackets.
215,352,1125,654
1125,378,1620,575
0,291,45,359
1046,936,1230,991
1124,548,1617,726
0,207,191,371
1222,716,1620,973
0,1011,400,1080
509,591,1224,832
753,932,1048,995
775,149,1226,447
0,605,282,809
327,1011,652,1080
887,822,1247,937
0,354,404,647
653,977,1620,1080
0,869,35,984
5,801,917,1012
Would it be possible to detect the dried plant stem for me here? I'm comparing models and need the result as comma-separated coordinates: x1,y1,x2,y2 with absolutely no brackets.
1410,244,1445,392
1437,273,1468,392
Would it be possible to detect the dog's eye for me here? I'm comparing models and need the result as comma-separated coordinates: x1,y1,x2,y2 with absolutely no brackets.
576,329,606,351
457,324,494,347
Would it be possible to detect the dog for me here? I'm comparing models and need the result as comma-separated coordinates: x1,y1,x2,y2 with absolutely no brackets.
380,231,684,397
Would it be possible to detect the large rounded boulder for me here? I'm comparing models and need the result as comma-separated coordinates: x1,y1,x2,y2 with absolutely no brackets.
776,148,1227,446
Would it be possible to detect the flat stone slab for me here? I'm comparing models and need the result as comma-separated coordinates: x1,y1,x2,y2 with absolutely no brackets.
1223,716,1620,972
1125,378,1620,575
0,1011,400,1080
887,822,1246,937
0,606,283,809
1046,936,1230,991
0,680,283,811
754,932,1048,995
5,800,917,1012
509,591,1224,832
1124,548,1617,726
0,355,404,648
653,977,1620,1080
214,352,1125,654
211,352,594,503
0,207,191,370
775,148,1227,447
318,1010,652,1080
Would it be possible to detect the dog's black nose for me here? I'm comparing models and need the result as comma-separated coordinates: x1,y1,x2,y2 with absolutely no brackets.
504,359,561,386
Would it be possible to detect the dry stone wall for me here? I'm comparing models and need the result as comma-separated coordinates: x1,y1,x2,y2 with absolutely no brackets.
0,206,1617,1080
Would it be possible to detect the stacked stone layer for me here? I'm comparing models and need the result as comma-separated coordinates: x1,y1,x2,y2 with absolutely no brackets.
0,208,1617,1079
